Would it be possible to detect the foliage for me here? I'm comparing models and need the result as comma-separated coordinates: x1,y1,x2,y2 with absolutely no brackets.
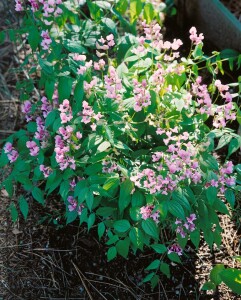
202,258,241,295
0,0,241,289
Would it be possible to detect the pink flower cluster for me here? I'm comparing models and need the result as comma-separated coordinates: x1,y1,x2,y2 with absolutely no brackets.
175,213,197,238
168,243,182,256
192,76,236,128
140,205,160,223
134,21,183,59
59,99,73,124
41,30,52,50
104,66,122,100
34,117,49,147
75,54,93,75
21,100,32,122
96,34,115,57
26,140,40,156
102,160,118,173
67,196,84,215
81,101,103,131
4,142,19,163
133,79,151,112
41,96,52,118
40,164,52,178
84,77,98,97
54,134,76,171
206,161,235,193
94,59,105,71
15,0,24,11
189,27,204,45
131,129,202,195
38,0,63,21
29,0,39,11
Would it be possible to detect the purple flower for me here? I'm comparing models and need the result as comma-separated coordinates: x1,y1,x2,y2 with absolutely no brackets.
168,244,182,256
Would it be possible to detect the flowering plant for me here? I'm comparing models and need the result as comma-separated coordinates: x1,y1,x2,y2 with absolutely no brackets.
1,0,241,287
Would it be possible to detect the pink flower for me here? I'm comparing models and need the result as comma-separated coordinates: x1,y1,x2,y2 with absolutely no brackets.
7,150,19,163
168,244,182,256
26,140,39,156
4,142,13,153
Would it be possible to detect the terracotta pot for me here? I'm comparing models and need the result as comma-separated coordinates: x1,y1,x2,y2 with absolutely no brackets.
176,0,241,51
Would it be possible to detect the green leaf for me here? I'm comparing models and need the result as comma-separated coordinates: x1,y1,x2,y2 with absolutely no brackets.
160,262,170,278
66,210,78,224
201,281,216,291
168,200,185,220
192,43,204,59
28,26,40,51
151,274,159,289
167,252,182,263
107,246,117,261
130,0,143,23
129,227,144,250
19,196,29,220
228,138,241,158
58,76,73,102
142,219,159,240
39,57,54,76
130,207,141,221
116,238,130,259
9,203,18,222
206,186,217,205
190,230,200,249
220,268,241,294
86,190,94,210
131,191,145,207
101,17,117,35
45,109,57,128
200,153,219,172
151,244,167,254
63,40,87,54
145,259,160,270
142,272,155,283
225,189,235,209
98,222,105,240
32,187,44,204
96,207,115,217
210,264,225,285
103,177,120,191
45,79,55,100
106,235,119,245
3,179,13,197
215,134,232,150
74,79,84,111
213,198,229,215
87,213,96,230
119,179,133,214
172,190,191,211
143,3,155,24
114,220,131,233
97,141,111,153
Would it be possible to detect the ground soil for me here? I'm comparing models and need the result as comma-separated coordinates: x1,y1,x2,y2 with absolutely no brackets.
0,2,241,300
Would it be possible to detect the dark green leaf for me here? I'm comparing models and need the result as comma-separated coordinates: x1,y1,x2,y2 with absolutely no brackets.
151,244,167,254
32,187,44,204
107,246,117,261
142,219,159,240
19,196,29,220
113,220,131,233
145,259,160,270
116,238,130,258
119,179,133,214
